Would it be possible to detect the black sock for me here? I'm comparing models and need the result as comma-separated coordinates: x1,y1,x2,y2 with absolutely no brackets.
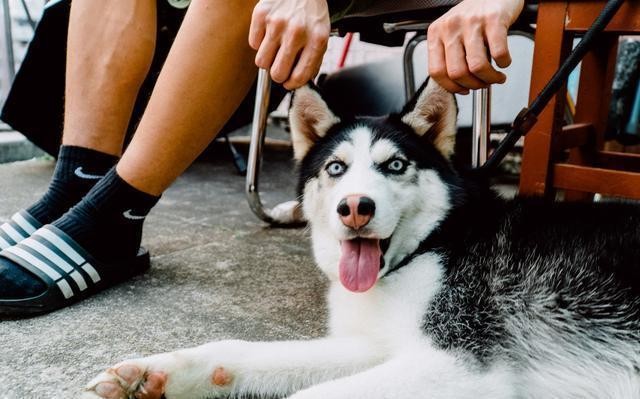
0,168,159,300
26,145,119,225
53,167,160,261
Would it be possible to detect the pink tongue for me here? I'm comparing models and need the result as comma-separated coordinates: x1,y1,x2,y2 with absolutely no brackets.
339,238,382,292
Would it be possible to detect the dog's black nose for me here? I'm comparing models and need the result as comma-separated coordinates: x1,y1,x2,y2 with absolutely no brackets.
337,195,376,229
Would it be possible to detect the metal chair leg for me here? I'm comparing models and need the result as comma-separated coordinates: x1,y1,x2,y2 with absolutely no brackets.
1,0,15,100
403,33,426,101
245,68,278,224
472,87,491,168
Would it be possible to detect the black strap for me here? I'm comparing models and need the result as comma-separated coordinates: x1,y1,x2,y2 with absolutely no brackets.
478,0,627,174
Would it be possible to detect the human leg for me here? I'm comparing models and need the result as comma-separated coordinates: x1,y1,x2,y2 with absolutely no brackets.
0,0,156,304
0,0,157,245
0,0,258,314
63,0,157,156
51,0,259,259
116,0,258,196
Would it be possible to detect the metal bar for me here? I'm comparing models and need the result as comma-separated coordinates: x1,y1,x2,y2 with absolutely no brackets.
471,87,491,168
403,33,426,101
19,0,36,31
1,0,15,81
383,20,430,33
245,68,276,224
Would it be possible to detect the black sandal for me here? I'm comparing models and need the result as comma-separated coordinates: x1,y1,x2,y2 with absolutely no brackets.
0,224,150,316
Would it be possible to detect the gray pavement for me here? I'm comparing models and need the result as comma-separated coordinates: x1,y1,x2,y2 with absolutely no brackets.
0,150,327,399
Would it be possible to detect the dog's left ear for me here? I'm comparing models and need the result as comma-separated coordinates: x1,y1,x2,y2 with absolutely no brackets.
400,78,457,159
289,85,341,161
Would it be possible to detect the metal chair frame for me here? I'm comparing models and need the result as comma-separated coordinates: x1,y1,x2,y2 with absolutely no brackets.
1,0,16,99
246,25,492,225
1,0,38,105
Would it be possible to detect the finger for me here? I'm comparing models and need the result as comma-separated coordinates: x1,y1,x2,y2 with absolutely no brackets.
254,21,285,70
485,23,511,68
283,36,327,90
463,27,506,84
248,4,268,50
270,30,306,83
444,39,486,90
427,36,468,94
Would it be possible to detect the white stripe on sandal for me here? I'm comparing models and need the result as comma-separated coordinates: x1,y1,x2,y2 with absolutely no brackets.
11,213,38,235
81,264,101,284
4,246,62,281
0,235,11,250
21,238,74,273
36,228,85,265
1,223,25,243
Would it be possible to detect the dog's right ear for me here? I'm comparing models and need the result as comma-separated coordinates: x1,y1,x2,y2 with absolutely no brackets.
400,78,458,159
289,85,340,160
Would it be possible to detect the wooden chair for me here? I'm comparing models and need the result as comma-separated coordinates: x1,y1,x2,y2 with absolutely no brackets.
519,0,640,200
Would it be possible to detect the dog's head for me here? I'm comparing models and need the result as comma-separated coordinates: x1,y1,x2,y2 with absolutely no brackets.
291,79,460,293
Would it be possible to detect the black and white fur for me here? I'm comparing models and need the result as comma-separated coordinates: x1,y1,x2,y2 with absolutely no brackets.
84,80,640,399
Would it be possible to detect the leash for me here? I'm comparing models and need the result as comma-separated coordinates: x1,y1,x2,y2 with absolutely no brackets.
477,0,627,175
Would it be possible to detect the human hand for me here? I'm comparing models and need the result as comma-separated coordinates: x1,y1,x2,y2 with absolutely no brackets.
427,0,525,94
249,0,330,90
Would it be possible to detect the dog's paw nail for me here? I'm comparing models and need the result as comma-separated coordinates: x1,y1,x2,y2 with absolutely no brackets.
94,381,123,399
212,366,233,386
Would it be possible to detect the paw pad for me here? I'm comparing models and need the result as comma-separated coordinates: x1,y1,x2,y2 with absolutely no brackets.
212,367,233,386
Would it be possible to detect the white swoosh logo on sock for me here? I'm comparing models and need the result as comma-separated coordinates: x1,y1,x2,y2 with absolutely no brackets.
123,210,147,221
74,167,104,180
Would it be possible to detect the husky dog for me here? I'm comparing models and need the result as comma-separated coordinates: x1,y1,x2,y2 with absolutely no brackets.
84,80,640,399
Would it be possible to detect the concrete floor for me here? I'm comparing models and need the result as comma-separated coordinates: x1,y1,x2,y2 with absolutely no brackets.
0,149,327,399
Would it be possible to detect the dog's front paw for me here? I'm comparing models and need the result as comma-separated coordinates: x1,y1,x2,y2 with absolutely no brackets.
82,360,166,399
83,350,235,399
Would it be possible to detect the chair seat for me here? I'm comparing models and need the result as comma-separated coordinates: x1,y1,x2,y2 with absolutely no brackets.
334,0,463,42
336,0,536,35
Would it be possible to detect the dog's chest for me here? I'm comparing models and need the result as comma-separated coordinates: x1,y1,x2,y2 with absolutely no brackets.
326,253,444,351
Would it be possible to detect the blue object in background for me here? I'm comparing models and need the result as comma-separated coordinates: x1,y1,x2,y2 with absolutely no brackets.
626,80,640,135
606,38,640,144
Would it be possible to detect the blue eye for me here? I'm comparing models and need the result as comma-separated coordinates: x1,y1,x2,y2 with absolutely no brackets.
326,161,347,177
386,158,407,173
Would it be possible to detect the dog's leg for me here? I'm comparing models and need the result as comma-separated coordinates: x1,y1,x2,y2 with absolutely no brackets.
82,337,384,399
287,351,515,399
